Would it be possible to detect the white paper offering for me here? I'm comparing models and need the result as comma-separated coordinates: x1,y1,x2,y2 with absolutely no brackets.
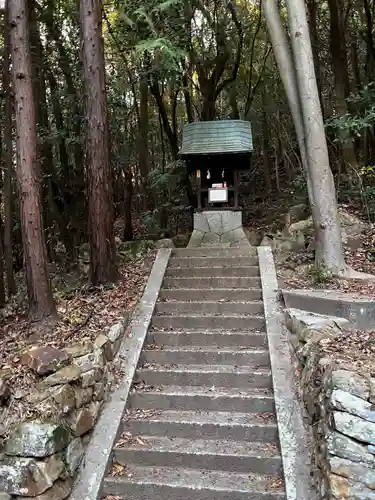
208,188,228,203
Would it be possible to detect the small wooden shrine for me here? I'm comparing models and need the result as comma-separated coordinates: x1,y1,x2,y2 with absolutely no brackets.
179,120,253,210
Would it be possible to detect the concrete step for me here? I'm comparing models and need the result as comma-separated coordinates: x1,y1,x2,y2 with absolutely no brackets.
163,276,262,289
159,288,263,301
147,329,268,348
169,256,259,268
172,248,258,257
122,410,278,442
155,300,264,316
103,466,285,500
134,364,272,389
99,242,289,500
140,346,270,367
151,314,265,330
113,436,282,475
128,385,275,413
165,266,260,278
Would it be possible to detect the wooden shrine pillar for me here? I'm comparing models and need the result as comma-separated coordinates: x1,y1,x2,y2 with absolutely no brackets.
196,169,202,209
233,168,239,209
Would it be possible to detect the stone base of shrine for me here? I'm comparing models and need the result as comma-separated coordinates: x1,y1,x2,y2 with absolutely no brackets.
188,210,250,248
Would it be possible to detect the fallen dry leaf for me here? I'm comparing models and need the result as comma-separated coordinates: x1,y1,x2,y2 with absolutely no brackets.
0,250,155,416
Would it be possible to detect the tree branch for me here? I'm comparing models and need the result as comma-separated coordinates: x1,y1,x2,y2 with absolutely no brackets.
245,0,263,114
363,0,375,65
245,45,271,116
181,66,194,122
215,1,244,97
102,8,140,121
149,79,178,158
172,88,179,135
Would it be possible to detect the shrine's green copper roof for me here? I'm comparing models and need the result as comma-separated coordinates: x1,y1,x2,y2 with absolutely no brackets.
179,120,253,156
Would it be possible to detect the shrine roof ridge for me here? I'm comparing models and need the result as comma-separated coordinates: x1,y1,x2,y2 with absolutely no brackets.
179,119,253,156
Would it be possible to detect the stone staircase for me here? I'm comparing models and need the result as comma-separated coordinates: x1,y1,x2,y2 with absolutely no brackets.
102,247,286,499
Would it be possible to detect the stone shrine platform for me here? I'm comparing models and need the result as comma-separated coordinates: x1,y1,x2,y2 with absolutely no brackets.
188,210,250,248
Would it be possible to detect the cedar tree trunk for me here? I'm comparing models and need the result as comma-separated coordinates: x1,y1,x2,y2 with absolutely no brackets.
327,0,358,175
3,0,17,295
80,0,117,285
9,0,56,320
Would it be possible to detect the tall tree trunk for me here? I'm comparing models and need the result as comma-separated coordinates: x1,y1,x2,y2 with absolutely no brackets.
201,83,216,121
3,0,17,296
0,142,5,306
28,0,60,260
261,91,272,192
50,78,82,257
306,0,324,112
9,0,56,320
42,3,84,178
42,3,86,247
351,40,362,91
47,71,70,174
263,0,315,208
0,217,5,307
150,81,179,159
229,84,240,119
363,0,375,77
327,0,358,177
46,68,81,253
80,0,117,285
182,72,194,123
28,0,53,172
138,74,150,208
123,167,133,241
286,0,347,275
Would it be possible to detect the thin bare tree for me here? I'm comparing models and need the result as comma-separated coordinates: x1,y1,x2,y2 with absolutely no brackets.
285,0,348,275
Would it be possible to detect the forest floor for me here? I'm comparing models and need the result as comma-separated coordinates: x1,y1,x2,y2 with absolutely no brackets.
0,247,155,396
275,243,375,296
242,189,375,297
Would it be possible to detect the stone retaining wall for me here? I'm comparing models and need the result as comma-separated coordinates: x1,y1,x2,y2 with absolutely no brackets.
286,308,375,499
0,314,130,499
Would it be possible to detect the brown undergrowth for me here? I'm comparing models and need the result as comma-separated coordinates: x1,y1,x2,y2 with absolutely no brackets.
0,250,155,396
243,193,375,295
276,240,375,296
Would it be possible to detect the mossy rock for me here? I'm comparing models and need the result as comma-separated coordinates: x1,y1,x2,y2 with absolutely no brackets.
172,234,191,248
78,243,90,263
154,238,175,249
286,203,310,225
117,240,155,261
261,231,306,252
244,229,263,246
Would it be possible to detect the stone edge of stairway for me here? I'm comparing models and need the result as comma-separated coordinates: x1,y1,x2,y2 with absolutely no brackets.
69,248,172,500
257,247,318,500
